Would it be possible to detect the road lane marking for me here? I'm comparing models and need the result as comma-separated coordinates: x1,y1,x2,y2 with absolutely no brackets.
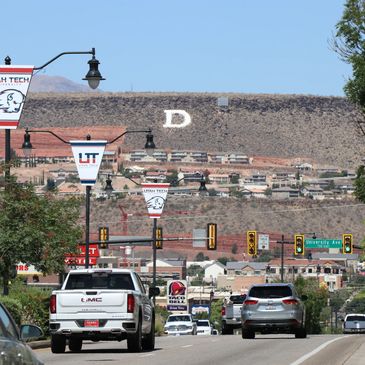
181,344,193,348
290,336,348,365
139,353,154,358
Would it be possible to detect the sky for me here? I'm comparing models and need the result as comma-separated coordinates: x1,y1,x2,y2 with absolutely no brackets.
1,0,352,96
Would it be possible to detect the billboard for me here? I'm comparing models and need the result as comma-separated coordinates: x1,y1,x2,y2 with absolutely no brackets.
167,280,188,312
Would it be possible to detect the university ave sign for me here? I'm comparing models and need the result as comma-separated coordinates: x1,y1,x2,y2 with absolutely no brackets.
305,238,342,249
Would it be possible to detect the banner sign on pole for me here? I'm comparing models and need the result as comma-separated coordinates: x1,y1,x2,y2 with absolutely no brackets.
0,65,34,129
70,140,107,185
141,183,169,218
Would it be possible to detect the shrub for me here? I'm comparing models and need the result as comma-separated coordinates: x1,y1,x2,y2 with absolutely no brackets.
0,296,22,326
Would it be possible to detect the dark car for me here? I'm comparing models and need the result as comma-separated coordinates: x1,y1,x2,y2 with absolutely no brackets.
0,302,44,364
241,283,307,339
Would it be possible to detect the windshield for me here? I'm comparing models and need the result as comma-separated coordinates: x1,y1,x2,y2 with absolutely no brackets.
249,286,293,299
167,315,191,322
65,273,135,290
196,320,210,327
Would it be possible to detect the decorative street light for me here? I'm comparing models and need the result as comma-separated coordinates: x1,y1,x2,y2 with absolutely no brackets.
21,128,155,269
1,48,104,186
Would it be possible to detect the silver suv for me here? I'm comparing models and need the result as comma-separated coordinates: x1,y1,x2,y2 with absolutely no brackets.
241,283,307,339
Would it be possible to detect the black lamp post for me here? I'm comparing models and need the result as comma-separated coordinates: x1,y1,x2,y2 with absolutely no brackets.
21,128,155,269
3,49,104,185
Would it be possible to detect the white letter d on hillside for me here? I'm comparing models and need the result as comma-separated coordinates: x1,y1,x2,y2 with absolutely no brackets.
163,110,191,128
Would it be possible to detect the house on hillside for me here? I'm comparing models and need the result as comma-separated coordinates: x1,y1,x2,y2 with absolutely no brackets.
271,187,300,199
203,261,226,284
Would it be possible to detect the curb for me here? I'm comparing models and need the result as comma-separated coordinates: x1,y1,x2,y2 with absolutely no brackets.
28,340,50,349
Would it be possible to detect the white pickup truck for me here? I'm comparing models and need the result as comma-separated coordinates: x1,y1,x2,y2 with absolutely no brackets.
221,294,246,335
49,268,159,353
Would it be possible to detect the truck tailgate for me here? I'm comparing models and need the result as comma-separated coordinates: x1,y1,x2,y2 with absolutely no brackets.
56,290,129,314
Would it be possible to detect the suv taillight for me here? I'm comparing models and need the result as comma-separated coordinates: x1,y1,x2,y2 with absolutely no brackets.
50,294,57,314
244,299,258,305
282,299,299,305
221,307,226,316
127,294,135,313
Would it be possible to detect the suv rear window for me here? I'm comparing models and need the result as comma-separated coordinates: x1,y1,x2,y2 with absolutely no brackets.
346,315,365,322
65,273,135,290
230,295,247,304
249,286,292,299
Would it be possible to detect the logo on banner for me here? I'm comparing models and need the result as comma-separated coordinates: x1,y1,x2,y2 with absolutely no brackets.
0,65,34,129
70,140,107,186
142,183,169,218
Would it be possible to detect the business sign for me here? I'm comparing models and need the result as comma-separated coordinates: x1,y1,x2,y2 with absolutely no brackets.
70,140,107,185
0,65,34,129
16,263,42,275
167,280,188,311
191,304,210,316
142,183,169,218
64,256,97,266
305,239,342,249
258,234,270,250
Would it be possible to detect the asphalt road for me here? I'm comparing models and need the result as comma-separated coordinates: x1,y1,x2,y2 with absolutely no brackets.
34,334,365,365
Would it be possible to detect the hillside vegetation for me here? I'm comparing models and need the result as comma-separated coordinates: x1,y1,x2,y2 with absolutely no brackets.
22,92,363,169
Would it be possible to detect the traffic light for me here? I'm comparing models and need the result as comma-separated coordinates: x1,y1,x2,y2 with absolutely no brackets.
294,234,305,255
247,230,257,256
155,227,163,249
207,223,217,250
98,226,109,249
342,233,353,254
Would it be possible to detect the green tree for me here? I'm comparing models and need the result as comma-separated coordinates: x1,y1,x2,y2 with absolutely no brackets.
195,252,209,261
295,276,329,334
231,243,238,254
334,0,365,109
354,165,365,202
0,180,83,295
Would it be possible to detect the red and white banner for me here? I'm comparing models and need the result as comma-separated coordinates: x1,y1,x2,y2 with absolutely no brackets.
71,140,107,186
0,65,34,129
141,183,169,218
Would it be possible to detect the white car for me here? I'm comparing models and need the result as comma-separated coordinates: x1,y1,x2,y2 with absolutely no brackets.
164,314,197,336
196,319,212,335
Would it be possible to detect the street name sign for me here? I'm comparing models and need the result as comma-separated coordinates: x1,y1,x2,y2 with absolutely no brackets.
305,238,342,249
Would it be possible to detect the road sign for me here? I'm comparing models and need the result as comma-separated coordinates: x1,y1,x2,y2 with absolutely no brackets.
258,234,269,250
305,239,342,249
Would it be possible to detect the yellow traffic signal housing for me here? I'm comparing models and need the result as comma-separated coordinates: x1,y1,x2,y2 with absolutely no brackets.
155,227,163,249
342,233,353,254
294,234,305,255
99,226,109,249
207,223,217,250
247,231,257,256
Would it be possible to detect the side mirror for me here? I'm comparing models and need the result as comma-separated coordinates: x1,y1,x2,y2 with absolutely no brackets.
20,324,44,341
149,286,160,298
301,295,308,301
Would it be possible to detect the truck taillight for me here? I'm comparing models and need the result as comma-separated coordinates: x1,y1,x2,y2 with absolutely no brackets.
50,294,57,314
221,307,226,316
127,294,135,313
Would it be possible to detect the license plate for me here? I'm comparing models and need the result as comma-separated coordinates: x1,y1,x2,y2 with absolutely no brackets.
266,305,275,310
84,319,99,327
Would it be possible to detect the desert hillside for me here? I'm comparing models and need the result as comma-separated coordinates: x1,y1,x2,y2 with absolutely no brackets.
21,92,363,169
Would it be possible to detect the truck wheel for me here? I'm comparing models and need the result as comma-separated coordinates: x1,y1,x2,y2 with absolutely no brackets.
242,328,255,339
221,323,234,335
69,337,82,352
142,315,155,351
127,319,142,352
295,327,307,339
51,334,66,353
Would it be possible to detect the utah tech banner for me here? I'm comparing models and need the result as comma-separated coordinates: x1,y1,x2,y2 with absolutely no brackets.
0,65,34,129
71,140,107,185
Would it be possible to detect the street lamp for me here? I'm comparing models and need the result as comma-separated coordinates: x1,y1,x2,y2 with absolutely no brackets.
21,128,155,269
2,48,104,185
